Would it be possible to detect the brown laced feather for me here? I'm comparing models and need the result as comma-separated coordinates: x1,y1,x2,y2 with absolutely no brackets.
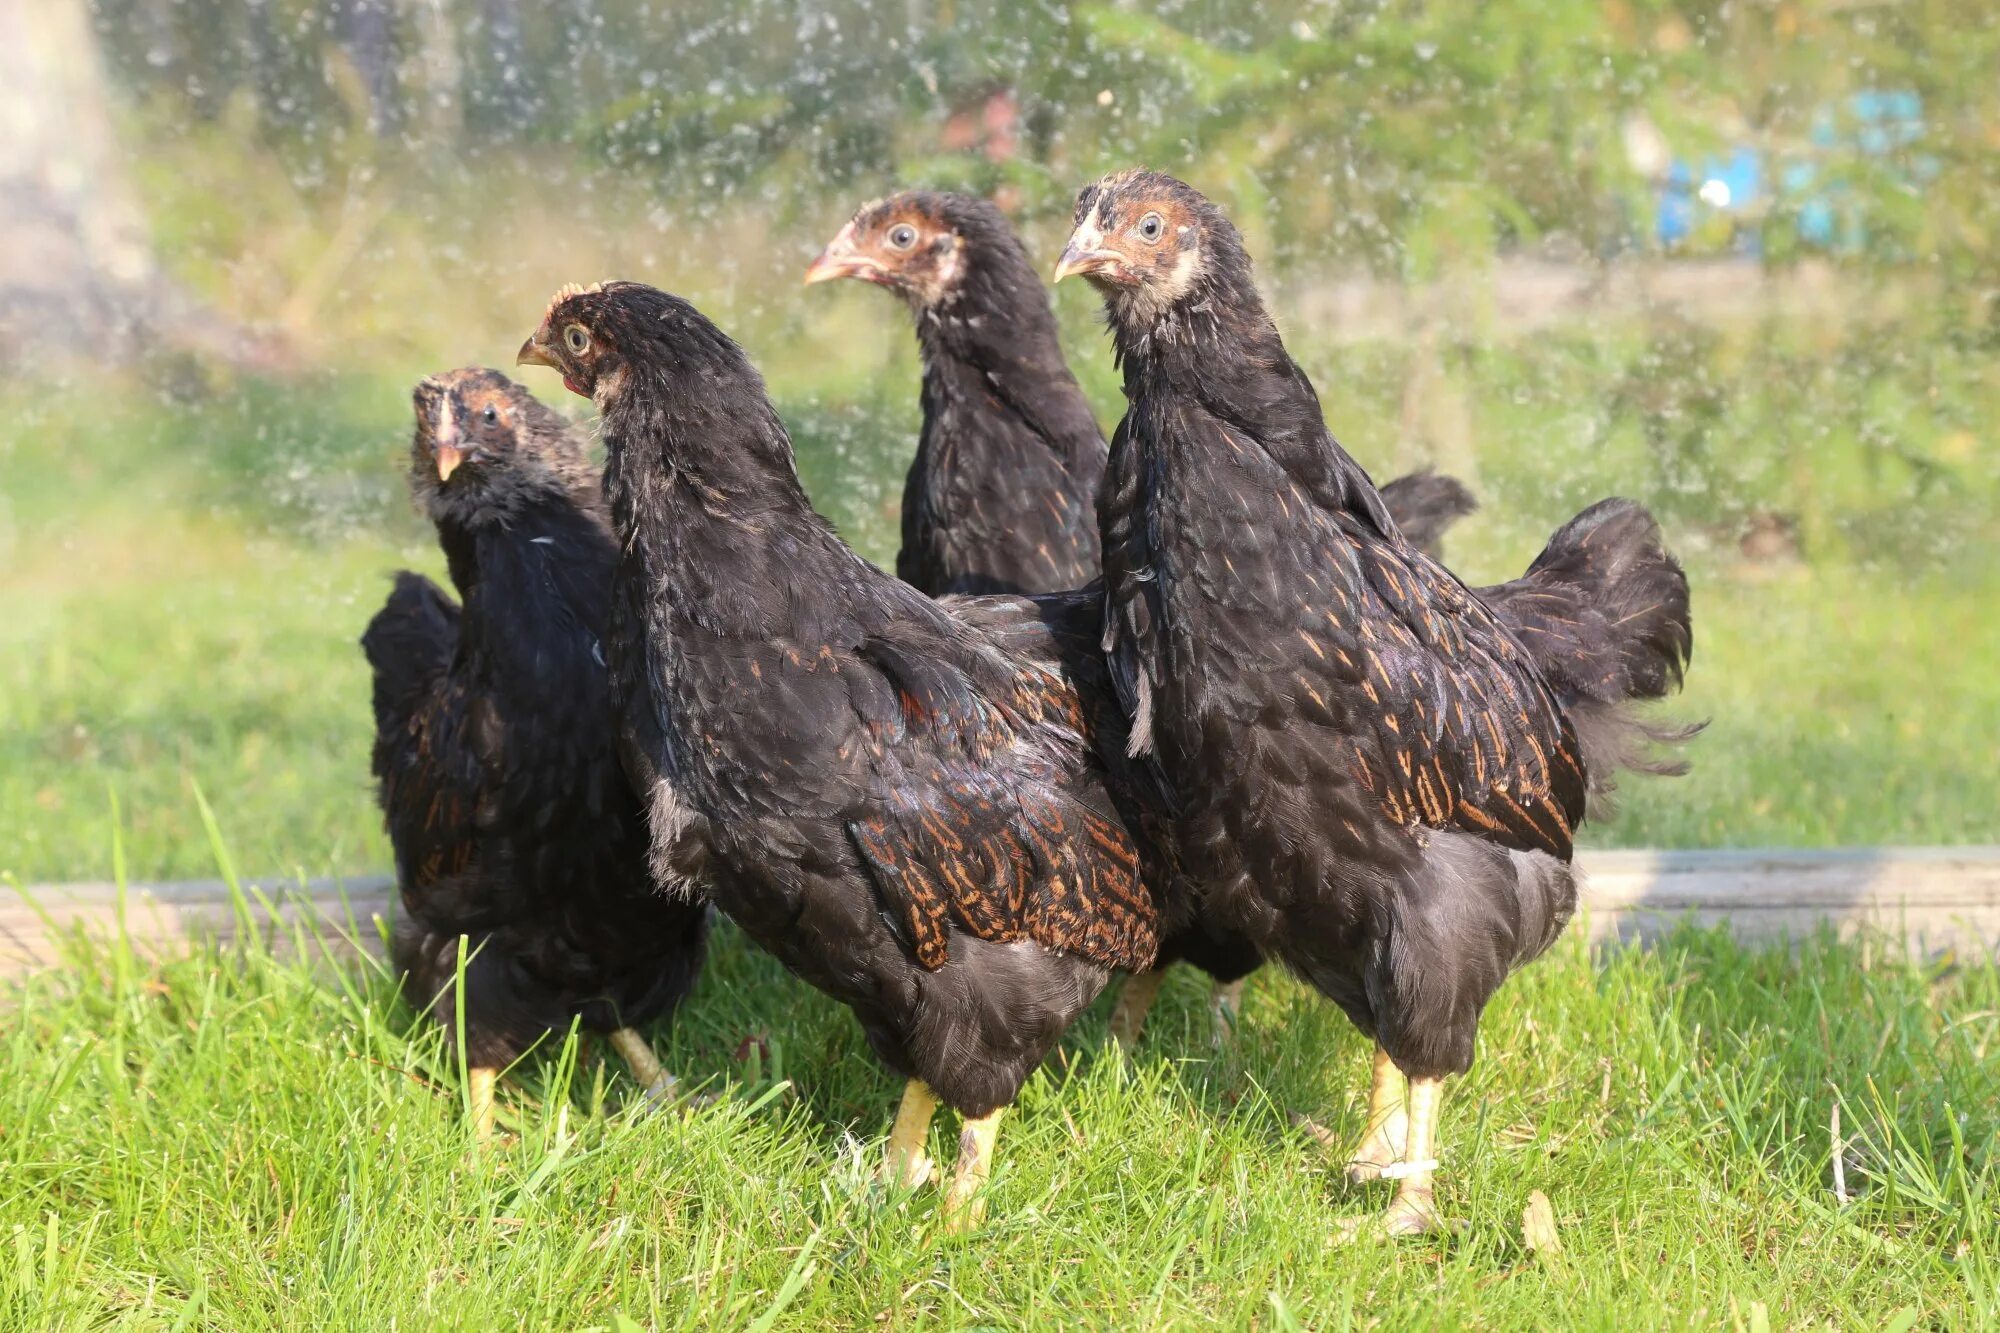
849,653,1156,972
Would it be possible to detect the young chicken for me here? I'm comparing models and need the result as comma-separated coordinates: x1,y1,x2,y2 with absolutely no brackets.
517,283,1188,1230
805,189,1480,1047
804,189,1107,598
363,368,709,1139
1057,172,1694,1237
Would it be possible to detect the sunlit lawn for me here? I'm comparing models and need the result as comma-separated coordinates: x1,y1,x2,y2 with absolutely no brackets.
4,868,1994,1328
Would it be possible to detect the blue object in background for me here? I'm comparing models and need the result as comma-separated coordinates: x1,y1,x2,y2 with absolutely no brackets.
1791,90,1932,250
1655,145,1763,249
1651,91,1931,254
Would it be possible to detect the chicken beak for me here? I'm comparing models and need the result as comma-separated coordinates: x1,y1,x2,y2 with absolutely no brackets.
432,408,466,482
803,224,874,285
516,335,557,370
803,251,870,285
1052,242,1121,284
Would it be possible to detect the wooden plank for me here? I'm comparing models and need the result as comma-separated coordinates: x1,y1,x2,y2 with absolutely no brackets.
1576,847,2000,955
2,875,396,979
6,848,1999,982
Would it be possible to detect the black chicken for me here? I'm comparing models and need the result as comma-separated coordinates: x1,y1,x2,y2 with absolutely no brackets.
1056,172,1694,1236
803,189,1105,598
804,188,1478,1047
517,284,1183,1229
362,367,709,1139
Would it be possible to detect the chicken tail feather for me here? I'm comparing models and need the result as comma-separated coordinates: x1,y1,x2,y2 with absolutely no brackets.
1481,498,1701,817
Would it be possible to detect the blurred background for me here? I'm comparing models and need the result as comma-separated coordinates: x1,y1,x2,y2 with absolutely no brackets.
2,0,1995,884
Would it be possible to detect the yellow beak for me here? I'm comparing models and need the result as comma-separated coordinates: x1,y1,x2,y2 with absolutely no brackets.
1052,242,1122,284
804,222,877,286
803,251,876,285
516,335,557,370
435,443,465,483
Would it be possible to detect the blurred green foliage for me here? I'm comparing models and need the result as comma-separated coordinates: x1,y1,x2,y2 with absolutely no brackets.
74,0,2000,575
91,0,2000,300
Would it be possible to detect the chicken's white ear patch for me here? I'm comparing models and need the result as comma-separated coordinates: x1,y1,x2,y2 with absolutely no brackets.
1161,243,1202,299
931,234,964,296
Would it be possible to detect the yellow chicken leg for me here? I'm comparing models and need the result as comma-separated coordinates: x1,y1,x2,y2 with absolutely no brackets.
468,1065,499,1143
1336,1074,1448,1241
881,1079,939,1190
1107,970,1168,1050
1208,977,1247,1046
1345,1045,1410,1183
940,1106,1006,1233
607,1026,683,1106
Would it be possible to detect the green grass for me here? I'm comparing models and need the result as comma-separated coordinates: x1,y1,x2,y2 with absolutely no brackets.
5,847,1994,1329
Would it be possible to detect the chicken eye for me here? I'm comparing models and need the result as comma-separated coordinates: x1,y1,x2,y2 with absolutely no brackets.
481,405,498,426
564,324,590,354
1136,212,1165,243
887,224,918,250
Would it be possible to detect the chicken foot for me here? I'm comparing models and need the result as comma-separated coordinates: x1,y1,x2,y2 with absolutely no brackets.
940,1106,1006,1234
1108,971,1247,1050
468,1064,499,1143
1106,970,1168,1050
1336,1073,1448,1241
607,1026,686,1107
1208,977,1246,1045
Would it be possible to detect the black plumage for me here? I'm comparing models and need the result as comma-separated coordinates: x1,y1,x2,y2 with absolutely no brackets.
805,190,1478,596
1376,471,1478,560
517,284,1190,1227
806,190,1107,597
807,190,1481,1041
362,368,707,1125
1059,172,1694,1233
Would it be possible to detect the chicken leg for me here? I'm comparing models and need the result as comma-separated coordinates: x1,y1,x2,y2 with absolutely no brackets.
1109,971,1247,1050
940,1106,1006,1234
1208,977,1247,1045
1106,970,1168,1050
607,1026,683,1107
1336,1074,1447,1241
468,1065,499,1143
881,1079,939,1190
1344,1045,1410,1183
